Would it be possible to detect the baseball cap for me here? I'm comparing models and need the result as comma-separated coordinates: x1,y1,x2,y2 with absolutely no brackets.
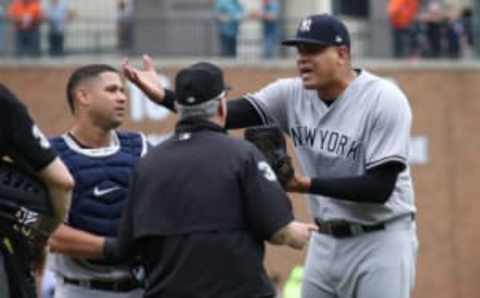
282,14,350,48
175,62,229,106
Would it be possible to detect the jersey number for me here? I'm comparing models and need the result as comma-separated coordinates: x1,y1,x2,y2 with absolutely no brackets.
258,161,277,182
32,125,51,149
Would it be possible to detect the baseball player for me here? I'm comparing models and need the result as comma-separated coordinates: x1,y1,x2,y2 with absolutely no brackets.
0,84,74,298
123,14,418,298
246,15,418,298
46,64,148,298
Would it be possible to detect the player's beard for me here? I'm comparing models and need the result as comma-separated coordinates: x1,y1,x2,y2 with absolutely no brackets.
91,111,124,131
301,73,332,90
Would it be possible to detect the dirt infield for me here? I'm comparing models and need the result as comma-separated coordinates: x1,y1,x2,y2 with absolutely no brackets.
1,65,479,298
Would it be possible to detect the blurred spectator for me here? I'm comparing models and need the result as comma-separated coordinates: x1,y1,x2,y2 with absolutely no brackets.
444,4,462,59
214,0,245,57
387,0,419,58
44,0,75,57
251,0,281,59
117,0,134,53
413,2,475,59
420,1,444,58
461,7,473,49
7,0,43,57
0,5,5,53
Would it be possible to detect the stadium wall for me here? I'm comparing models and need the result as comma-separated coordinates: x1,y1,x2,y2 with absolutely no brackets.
0,64,478,298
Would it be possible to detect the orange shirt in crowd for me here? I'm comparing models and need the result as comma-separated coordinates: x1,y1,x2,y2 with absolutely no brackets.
388,0,419,29
7,0,43,30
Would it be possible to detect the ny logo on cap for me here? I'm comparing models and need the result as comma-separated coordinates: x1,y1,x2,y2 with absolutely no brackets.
299,18,312,32
186,97,196,104
335,35,343,43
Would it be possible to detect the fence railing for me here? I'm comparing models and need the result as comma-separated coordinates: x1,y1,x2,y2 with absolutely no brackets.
0,16,475,60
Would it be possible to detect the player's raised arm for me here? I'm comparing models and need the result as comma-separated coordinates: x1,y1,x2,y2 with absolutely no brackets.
122,55,175,110
122,56,265,129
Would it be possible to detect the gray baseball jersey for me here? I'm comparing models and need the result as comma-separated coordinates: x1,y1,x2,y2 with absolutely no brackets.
246,70,415,224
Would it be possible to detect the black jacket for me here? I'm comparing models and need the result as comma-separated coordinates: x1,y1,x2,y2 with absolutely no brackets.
111,118,294,298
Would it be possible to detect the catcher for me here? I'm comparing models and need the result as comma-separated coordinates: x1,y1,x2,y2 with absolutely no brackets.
0,84,73,298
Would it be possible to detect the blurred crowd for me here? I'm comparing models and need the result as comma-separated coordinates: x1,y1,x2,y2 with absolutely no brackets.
0,0,476,60
388,0,474,59
0,0,280,59
4,0,75,57
214,0,281,58
0,0,134,58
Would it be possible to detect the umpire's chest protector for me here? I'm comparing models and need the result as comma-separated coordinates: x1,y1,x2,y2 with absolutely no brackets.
50,132,145,237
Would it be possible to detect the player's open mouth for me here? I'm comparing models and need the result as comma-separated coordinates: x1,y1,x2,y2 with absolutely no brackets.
299,68,313,80
299,65,313,77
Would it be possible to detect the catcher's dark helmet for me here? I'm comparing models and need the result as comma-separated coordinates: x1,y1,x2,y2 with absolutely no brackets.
0,160,53,241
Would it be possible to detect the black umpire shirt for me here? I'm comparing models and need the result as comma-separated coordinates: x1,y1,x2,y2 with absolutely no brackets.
0,84,56,298
111,118,294,298
0,84,56,171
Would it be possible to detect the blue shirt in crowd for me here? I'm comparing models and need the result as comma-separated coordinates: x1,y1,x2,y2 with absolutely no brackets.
214,0,245,37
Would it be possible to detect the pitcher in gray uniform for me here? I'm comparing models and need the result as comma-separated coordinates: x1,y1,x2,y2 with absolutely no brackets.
121,14,418,298
245,14,419,298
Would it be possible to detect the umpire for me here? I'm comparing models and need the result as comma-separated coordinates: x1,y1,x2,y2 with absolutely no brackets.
103,62,315,298
0,84,74,298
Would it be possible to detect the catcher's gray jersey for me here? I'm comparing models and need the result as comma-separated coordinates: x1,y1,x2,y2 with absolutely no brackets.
247,70,415,224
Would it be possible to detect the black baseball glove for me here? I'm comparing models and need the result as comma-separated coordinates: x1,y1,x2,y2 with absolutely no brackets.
244,125,295,189
0,160,57,264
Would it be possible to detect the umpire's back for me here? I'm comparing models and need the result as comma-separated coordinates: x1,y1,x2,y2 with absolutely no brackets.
134,122,255,236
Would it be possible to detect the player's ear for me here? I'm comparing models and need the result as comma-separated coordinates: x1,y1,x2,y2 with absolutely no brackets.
336,46,350,66
74,87,90,109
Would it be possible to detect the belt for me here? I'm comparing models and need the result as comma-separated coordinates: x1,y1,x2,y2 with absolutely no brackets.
314,214,415,239
61,276,140,292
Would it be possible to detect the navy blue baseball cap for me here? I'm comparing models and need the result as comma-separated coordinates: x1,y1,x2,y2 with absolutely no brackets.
175,62,229,106
282,14,350,48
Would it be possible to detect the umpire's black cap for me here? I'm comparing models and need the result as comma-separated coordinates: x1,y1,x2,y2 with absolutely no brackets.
175,62,229,106
282,14,350,48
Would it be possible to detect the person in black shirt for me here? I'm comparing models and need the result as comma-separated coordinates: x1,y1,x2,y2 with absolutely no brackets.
102,62,316,298
0,84,74,298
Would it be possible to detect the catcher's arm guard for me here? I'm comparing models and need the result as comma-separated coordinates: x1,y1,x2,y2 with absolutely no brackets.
244,125,295,189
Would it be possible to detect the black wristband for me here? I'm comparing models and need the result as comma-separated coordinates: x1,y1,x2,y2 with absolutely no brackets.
163,89,176,111
103,237,117,261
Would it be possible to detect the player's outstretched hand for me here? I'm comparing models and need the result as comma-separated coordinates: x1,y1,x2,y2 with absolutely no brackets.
122,55,166,104
287,221,317,250
287,175,311,193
